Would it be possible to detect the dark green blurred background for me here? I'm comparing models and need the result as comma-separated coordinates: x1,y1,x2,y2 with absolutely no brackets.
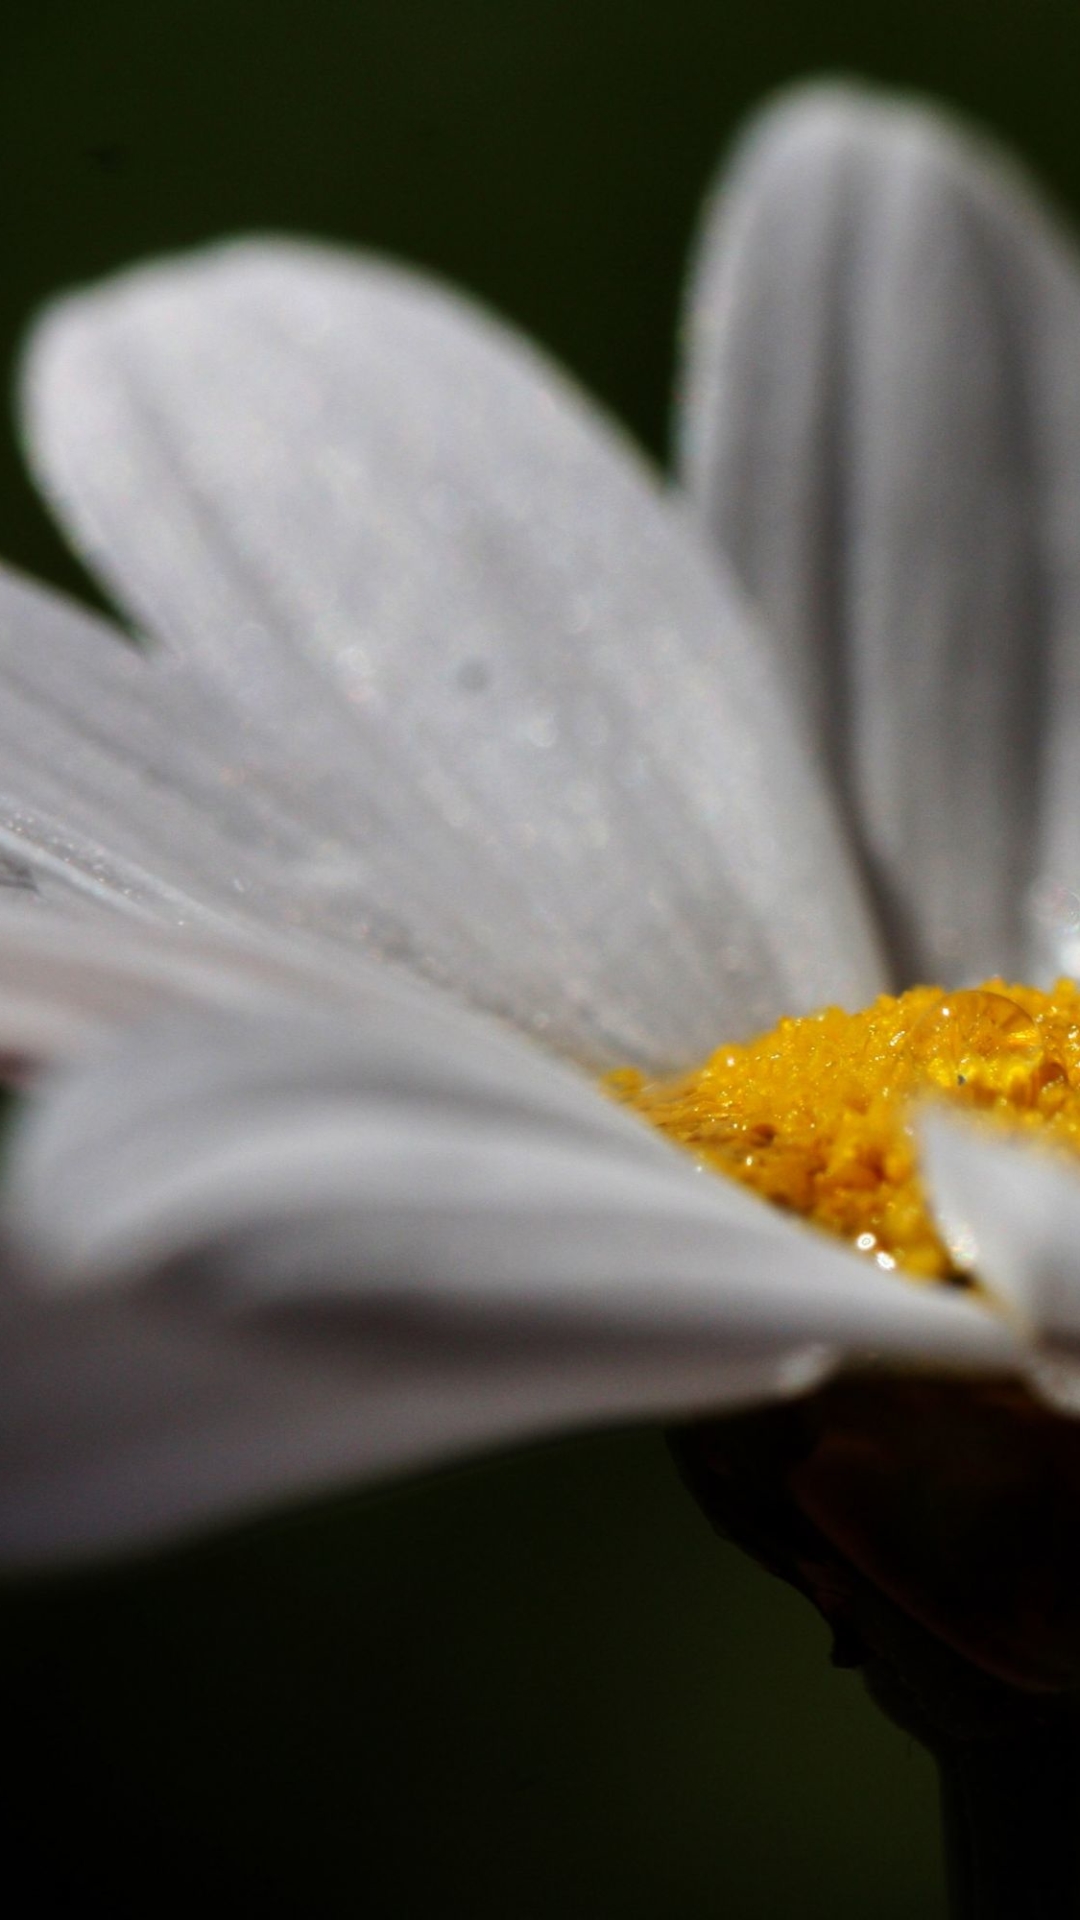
2,3,1075,1912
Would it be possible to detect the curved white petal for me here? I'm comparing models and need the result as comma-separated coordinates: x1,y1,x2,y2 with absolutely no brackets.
0,555,565,1052
21,238,885,1067
680,83,1080,985
0,560,387,939
0,1001,1011,1563
0,907,502,1064
921,1110,1080,1411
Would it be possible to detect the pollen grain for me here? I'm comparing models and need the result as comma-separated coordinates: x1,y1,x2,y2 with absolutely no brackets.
607,980,1080,1283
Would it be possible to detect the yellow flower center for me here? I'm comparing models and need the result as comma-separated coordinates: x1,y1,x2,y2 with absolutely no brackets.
608,979,1080,1283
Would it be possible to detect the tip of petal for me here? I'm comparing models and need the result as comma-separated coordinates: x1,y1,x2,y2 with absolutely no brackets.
720,75,1057,236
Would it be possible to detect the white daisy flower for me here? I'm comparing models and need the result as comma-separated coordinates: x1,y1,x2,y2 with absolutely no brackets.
2,83,1076,1583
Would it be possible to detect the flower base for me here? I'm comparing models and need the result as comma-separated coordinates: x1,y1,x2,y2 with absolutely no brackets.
672,1373,1080,1917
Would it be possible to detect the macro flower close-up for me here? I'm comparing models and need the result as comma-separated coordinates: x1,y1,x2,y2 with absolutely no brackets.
5,74,1080,1914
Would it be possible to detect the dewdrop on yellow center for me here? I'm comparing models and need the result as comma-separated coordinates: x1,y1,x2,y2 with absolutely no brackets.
608,980,1080,1283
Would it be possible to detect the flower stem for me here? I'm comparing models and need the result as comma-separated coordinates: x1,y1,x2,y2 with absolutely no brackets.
936,1715,1080,1920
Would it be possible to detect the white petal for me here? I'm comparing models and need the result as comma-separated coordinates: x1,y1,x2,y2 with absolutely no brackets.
0,561,374,936
921,1111,1080,1409
680,84,1080,985
0,1001,1011,1562
22,239,885,1066
0,556,506,1017
0,908,488,1062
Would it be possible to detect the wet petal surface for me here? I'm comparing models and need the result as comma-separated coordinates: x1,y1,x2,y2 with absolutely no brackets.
23,239,884,1066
